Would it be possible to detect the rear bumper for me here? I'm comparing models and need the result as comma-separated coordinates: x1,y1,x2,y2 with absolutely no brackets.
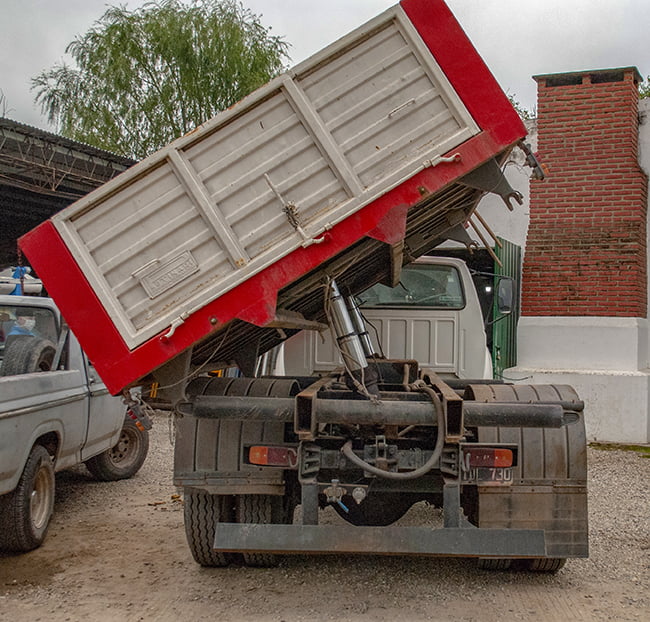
213,523,563,558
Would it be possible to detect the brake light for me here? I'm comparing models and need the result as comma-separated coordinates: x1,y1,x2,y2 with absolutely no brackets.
464,447,513,468
248,446,298,467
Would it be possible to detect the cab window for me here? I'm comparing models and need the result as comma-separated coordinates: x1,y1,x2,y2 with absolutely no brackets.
358,264,465,309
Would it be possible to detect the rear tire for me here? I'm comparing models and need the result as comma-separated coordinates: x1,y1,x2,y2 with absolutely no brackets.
184,490,236,567
478,558,512,571
84,418,149,481
0,445,55,552
469,383,588,570
527,558,566,573
235,495,285,567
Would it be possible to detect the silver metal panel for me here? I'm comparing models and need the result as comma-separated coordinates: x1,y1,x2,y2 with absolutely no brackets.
286,311,458,374
52,5,479,349
184,90,349,260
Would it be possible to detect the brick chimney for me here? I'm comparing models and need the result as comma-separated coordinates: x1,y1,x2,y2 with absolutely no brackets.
522,67,648,317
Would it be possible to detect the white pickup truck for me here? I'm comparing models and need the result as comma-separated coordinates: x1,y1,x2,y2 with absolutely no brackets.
0,293,150,552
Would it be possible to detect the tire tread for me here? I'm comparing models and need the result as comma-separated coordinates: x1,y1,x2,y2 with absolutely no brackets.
0,445,55,552
184,490,231,567
84,418,149,481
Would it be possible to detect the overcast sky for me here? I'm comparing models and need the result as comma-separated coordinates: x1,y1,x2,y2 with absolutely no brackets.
1,0,648,132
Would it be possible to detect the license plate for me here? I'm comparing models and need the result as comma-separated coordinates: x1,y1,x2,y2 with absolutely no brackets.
461,466,513,486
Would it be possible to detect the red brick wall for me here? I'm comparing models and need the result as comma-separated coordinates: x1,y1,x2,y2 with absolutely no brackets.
522,68,648,317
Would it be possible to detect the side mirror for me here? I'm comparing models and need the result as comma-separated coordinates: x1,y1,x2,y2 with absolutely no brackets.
496,278,514,315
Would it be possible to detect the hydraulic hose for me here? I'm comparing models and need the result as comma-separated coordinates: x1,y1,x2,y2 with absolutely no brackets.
340,380,446,480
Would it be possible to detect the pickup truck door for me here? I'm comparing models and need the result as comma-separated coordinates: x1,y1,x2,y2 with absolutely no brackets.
80,353,125,462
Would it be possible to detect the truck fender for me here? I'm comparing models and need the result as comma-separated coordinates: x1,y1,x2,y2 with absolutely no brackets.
0,422,62,497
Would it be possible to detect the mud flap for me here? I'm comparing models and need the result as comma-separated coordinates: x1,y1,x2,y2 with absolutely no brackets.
471,384,589,559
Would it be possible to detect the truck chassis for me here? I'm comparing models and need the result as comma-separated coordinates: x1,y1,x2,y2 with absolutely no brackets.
174,359,587,571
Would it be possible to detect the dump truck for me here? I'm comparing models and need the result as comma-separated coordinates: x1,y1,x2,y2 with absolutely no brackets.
20,0,588,571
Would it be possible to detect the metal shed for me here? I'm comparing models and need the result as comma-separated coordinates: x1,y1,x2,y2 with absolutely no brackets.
0,117,134,267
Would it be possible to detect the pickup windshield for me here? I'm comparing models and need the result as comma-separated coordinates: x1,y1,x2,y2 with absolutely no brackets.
357,264,465,309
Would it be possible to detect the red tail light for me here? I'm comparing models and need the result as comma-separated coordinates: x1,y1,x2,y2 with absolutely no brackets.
464,447,513,468
248,446,298,468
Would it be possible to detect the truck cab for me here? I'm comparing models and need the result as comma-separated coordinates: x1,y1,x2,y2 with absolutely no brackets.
281,257,493,380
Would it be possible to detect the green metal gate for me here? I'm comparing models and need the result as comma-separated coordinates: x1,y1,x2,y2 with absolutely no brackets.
492,237,521,378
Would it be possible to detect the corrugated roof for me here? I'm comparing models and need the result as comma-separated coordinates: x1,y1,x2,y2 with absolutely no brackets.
0,117,136,267
0,117,135,166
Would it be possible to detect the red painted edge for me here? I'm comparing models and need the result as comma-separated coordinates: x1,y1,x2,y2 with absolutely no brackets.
19,0,527,395
400,0,526,145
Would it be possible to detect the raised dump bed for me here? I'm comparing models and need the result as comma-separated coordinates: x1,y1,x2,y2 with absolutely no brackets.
21,0,527,394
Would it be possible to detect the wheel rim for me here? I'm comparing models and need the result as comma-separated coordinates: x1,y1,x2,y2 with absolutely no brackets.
109,427,141,468
31,463,53,530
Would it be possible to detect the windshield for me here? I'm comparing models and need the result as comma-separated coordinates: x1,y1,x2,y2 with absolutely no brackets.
357,264,465,309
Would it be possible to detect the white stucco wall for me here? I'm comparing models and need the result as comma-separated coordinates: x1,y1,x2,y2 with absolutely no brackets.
509,316,650,442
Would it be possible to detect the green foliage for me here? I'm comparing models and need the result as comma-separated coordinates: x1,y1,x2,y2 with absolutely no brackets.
590,442,650,458
32,0,290,159
639,77,650,99
507,94,533,120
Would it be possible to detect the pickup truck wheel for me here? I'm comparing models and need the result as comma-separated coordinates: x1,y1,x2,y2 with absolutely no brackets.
1,336,56,375
184,490,236,567
84,418,149,481
0,445,55,552
235,495,285,567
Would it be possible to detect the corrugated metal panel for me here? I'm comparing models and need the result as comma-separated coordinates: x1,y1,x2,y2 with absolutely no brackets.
493,237,521,377
370,313,457,370
52,5,479,350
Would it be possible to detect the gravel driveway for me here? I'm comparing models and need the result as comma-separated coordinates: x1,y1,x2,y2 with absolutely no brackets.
0,411,648,622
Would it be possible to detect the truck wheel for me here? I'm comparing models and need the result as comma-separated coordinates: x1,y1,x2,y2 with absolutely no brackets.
0,445,55,552
469,383,588,571
1,336,56,376
527,558,566,573
235,495,285,567
478,558,512,571
84,417,149,481
184,490,236,567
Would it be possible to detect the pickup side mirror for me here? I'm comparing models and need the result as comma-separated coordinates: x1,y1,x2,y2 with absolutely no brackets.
496,278,514,315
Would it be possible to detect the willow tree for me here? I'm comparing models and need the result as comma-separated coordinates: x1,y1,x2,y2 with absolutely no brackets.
32,0,289,159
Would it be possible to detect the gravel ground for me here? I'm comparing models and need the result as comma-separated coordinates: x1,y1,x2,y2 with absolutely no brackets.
0,411,648,622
